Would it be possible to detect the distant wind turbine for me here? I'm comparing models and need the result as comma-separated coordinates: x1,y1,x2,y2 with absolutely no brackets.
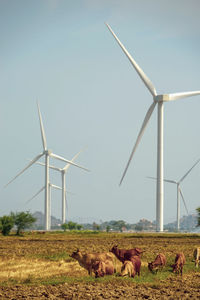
4,103,89,230
26,183,63,229
34,148,84,224
148,158,200,231
106,23,200,232
26,183,62,228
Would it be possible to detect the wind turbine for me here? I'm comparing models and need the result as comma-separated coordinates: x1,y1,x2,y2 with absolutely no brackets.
26,183,63,229
34,148,83,224
106,23,200,232
148,158,200,231
5,103,89,230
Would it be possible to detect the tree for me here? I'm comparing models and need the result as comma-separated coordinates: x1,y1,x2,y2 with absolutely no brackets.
76,224,83,230
196,207,200,226
67,221,77,230
135,224,143,232
61,223,69,231
112,220,126,232
12,211,36,235
106,225,110,233
0,215,14,236
92,222,100,231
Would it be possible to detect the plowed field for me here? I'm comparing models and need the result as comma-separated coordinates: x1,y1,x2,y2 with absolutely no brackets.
0,232,199,299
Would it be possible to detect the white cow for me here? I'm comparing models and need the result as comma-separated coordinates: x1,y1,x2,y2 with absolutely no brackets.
193,248,200,268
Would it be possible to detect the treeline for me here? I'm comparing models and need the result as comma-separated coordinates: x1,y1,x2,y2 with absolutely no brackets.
0,211,36,236
82,219,156,232
1,208,199,235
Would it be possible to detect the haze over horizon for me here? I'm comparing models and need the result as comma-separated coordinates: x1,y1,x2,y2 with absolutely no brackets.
1,0,200,225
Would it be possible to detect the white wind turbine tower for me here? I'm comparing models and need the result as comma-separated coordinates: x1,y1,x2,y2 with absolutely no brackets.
4,103,89,231
148,158,200,231
34,149,83,224
106,23,200,232
26,183,63,229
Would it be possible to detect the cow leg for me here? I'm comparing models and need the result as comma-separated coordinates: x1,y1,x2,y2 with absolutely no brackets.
195,259,199,268
88,267,92,276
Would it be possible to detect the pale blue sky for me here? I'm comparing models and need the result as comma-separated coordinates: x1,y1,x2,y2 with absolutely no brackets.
1,0,200,224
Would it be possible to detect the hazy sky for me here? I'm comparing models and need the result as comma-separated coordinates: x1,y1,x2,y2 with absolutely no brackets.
1,0,200,224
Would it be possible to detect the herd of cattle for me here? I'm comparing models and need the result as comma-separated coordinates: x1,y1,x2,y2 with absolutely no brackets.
70,246,200,278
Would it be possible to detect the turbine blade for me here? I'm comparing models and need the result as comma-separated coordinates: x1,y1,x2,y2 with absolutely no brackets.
147,176,157,180
51,184,62,190
50,153,90,172
33,160,61,172
168,91,200,101
26,186,45,204
179,187,189,215
106,23,157,97
163,179,177,184
147,176,177,184
179,158,200,183
63,148,85,171
120,101,157,185
37,102,47,151
4,153,44,188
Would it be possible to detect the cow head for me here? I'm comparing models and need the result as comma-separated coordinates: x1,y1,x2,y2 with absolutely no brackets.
171,263,178,273
148,262,154,272
134,248,144,256
70,248,80,259
110,245,118,253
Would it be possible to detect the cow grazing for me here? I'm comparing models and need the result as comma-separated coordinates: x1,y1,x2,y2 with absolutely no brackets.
120,256,141,278
120,260,135,278
172,252,186,276
92,260,114,278
110,245,144,263
193,248,200,268
148,253,166,273
70,249,117,276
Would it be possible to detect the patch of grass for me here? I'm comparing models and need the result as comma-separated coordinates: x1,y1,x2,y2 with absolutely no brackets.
184,261,199,273
43,252,72,262
29,252,73,262
0,278,19,286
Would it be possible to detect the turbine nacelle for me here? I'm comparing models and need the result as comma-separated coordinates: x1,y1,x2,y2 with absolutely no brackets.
44,149,52,156
154,94,170,102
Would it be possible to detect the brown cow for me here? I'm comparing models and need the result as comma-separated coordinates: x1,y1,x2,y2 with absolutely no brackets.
172,252,186,276
120,256,141,278
70,249,120,276
110,245,144,263
92,260,114,278
193,248,200,268
148,253,166,273
130,255,141,276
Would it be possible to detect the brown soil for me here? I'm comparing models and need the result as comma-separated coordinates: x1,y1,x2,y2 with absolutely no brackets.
0,233,199,299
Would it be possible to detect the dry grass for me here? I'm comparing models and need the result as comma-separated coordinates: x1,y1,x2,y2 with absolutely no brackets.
0,258,86,282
